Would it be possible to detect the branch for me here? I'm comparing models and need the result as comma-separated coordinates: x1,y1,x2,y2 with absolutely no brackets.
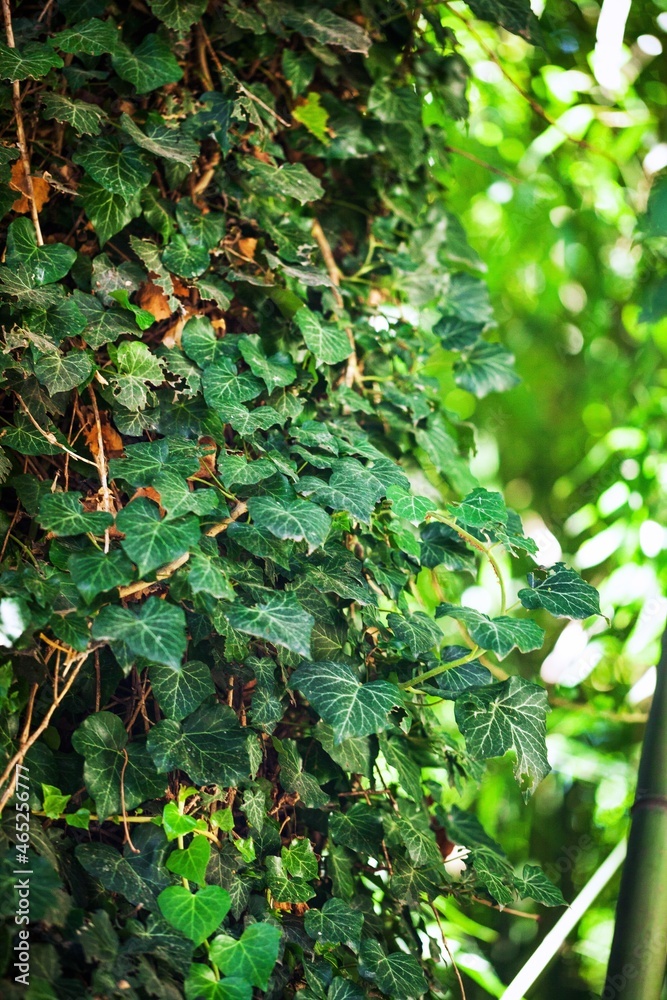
443,2,616,166
14,395,98,469
0,653,89,814
1,0,43,245
87,388,112,553
311,219,360,388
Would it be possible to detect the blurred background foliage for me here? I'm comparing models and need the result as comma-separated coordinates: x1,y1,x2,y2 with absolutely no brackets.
394,0,667,996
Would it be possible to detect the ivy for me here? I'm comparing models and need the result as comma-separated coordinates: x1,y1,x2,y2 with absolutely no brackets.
0,2,602,998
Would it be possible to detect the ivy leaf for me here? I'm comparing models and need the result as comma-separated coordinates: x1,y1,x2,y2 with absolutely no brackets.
41,94,109,136
244,160,324,204
393,812,442,868
454,342,520,398
282,838,318,879
294,307,351,365
76,842,160,910
299,459,387,523
52,17,122,55
209,923,282,989
226,593,314,658
328,980,366,1000
92,596,187,669
465,0,542,43
304,898,364,951
6,218,77,286
452,487,507,529
292,91,329,143
238,335,296,391
68,549,135,603
473,851,514,905
518,563,601,619
274,737,328,809
387,612,442,657
202,358,263,409
162,235,210,278
112,34,183,93
147,703,251,786
281,8,371,54
149,660,214,720
387,485,434,522
316,723,373,777
148,0,208,34
435,648,493,699
515,864,566,906
185,966,251,1000
359,938,427,999
248,495,330,553
116,499,200,575
38,492,113,537
158,885,230,946
176,197,226,249
0,42,63,81
73,137,153,198
291,661,402,743
109,289,155,331
436,604,545,660
108,341,164,409
72,712,164,820
264,855,315,903
152,470,219,518
120,112,199,166
455,675,551,798
188,553,235,600
80,176,142,245
162,802,207,842
34,349,93,394
166,836,211,887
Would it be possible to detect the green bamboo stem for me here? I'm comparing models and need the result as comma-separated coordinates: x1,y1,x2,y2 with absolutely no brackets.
604,631,667,999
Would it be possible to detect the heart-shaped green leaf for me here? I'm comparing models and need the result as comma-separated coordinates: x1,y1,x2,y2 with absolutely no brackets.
166,835,211,886
6,218,77,286
210,923,282,990
157,884,230,946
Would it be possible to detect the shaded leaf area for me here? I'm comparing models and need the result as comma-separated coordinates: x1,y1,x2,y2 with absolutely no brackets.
0,3,586,999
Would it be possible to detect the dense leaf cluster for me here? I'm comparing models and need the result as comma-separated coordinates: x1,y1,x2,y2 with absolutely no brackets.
0,2,599,998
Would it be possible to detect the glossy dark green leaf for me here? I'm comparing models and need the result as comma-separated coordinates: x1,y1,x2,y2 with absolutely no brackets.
518,563,601,619
209,923,282,989
291,661,401,743
436,604,545,659
116,498,200,575
455,676,551,798
92,596,187,669
147,703,251,786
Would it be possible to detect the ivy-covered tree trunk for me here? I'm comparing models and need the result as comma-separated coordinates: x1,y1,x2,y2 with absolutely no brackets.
0,3,602,998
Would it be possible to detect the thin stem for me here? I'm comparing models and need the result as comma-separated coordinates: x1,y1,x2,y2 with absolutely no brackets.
400,646,481,691
1,0,43,245
15,395,98,469
431,512,507,613
88,388,112,553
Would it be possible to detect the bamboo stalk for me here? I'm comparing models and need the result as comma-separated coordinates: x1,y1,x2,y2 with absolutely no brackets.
604,632,667,999
502,838,627,1000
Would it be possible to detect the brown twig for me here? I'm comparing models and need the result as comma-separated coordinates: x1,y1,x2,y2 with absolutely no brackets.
1,0,43,244
88,388,112,553
311,219,359,388
14,395,98,469
0,653,89,814
200,26,291,127
444,144,519,182
120,749,139,854
443,2,616,166
430,901,467,1000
